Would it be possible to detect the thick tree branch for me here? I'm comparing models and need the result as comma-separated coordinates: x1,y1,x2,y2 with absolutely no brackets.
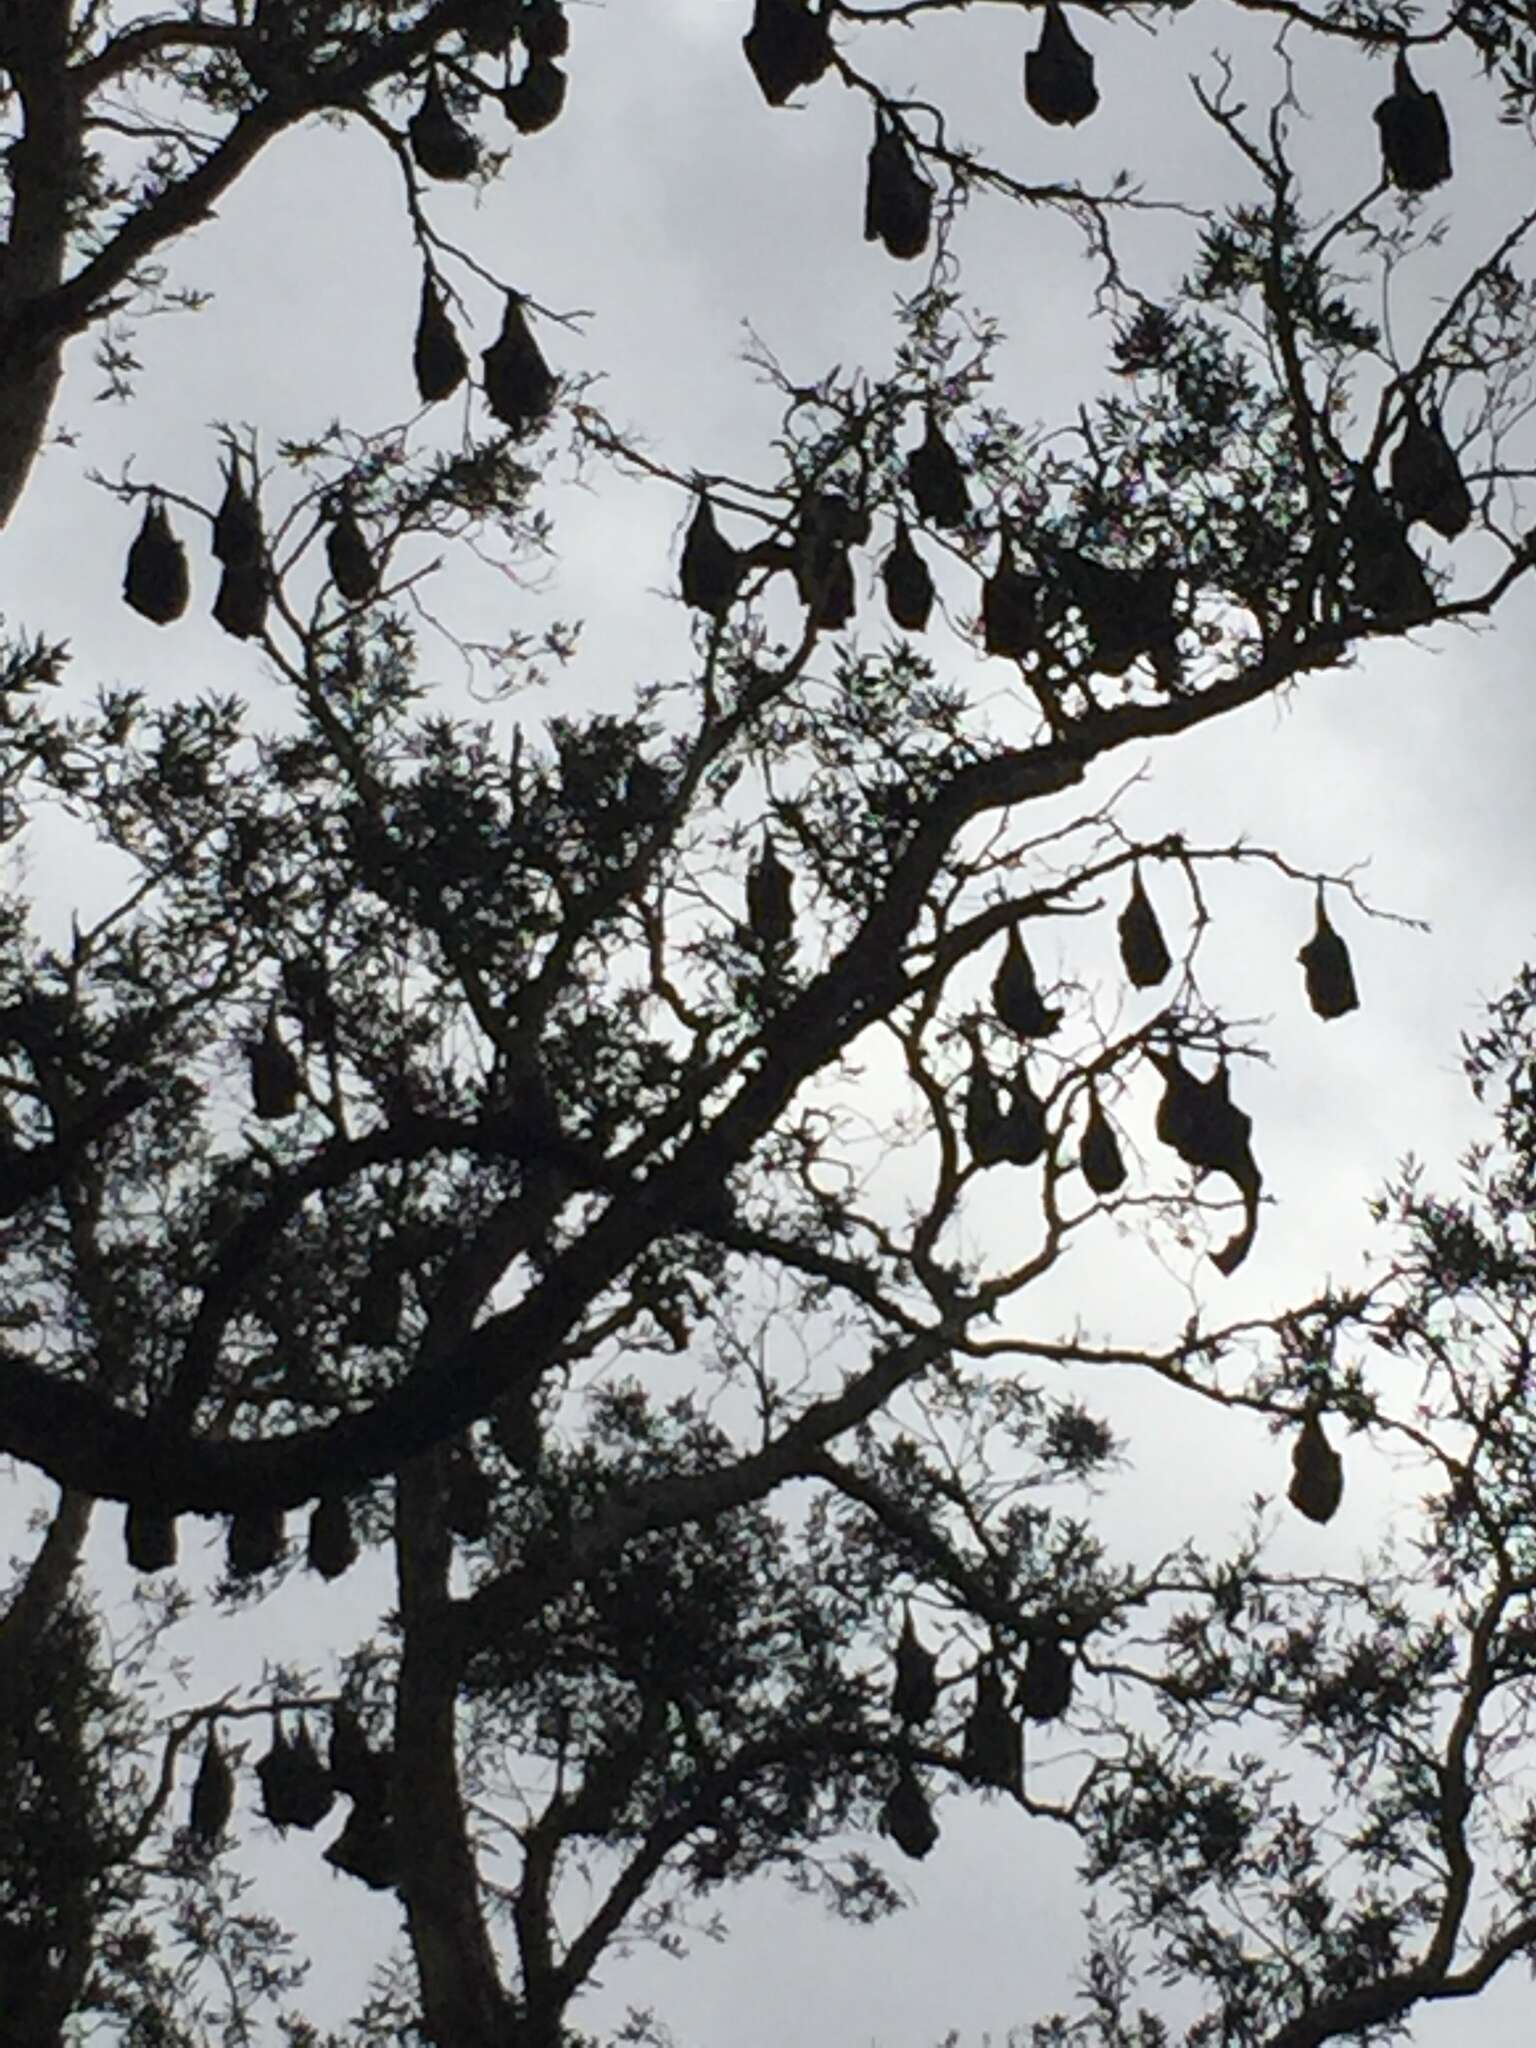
0,628,1381,1514
452,1324,959,1660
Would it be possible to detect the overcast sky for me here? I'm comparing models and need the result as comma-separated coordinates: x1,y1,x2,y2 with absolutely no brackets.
5,2,1536,2042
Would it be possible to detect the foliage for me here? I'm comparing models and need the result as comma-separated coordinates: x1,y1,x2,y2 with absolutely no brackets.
8,3,1536,2046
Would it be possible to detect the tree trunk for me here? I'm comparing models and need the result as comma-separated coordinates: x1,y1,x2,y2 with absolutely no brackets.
394,1453,511,2048
0,1485,97,2043
0,1485,92,1718
0,0,82,526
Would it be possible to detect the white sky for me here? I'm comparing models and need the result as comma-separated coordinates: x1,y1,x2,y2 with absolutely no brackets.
5,2,1536,2042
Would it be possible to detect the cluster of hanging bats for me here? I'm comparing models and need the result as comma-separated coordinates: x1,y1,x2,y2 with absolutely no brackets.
169,1398,1341,1885
874,1604,1068,1860
1321,37,1468,609
118,1,1464,649
120,514,1360,1676
124,3,1376,1822
676,389,1469,686
875,1392,1342,1861
137,1446,507,1887
120,8,571,634
124,356,1469,665
680,438,1195,679
168,1387,1340,1883
171,1383,1336,1885
743,0,1099,148
123,1415,510,1583
736,14,1465,639
745,0,1452,260
157,911,1349,1891
180,1696,400,1891
164,1454,396,1884
744,829,1358,1279
118,260,557,633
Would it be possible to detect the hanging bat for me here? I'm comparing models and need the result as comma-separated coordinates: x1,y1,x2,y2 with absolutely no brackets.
502,54,567,133
124,1502,179,1573
905,412,970,529
864,116,932,261
414,273,468,403
881,1766,939,1859
409,70,481,181
1297,891,1360,1020
1288,1411,1344,1524
482,293,556,436
1374,50,1451,193
882,517,935,631
1079,1091,1127,1194
1150,1045,1263,1274
326,500,378,603
747,835,795,950
212,451,262,569
258,1716,336,1832
891,1605,940,1725
743,0,832,106
982,534,1040,660
1390,403,1471,540
1024,1,1099,127
961,1664,1022,1791
189,1725,235,1845
1018,1634,1074,1722
227,1504,285,1576
123,499,190,625
680,493,744,617
307,1494,359,1580
993,929,1062,1039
